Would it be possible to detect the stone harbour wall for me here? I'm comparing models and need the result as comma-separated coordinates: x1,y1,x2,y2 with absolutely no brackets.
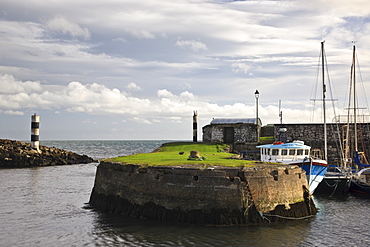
275,123,370,165
203,122,370,165
89,161,317,225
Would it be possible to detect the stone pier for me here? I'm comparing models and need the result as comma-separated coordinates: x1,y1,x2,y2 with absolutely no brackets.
89,161,316,225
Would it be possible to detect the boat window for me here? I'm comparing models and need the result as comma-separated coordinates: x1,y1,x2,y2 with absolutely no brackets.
297,149,303,155
281,149,287,155
289,149,295,155
305,150,309,155
272,149,279,155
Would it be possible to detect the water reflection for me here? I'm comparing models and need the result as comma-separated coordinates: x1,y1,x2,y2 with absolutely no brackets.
2,141,370,246
90,210,311,246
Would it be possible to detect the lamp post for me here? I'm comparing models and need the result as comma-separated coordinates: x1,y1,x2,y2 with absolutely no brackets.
254,90,259,125
254,90,260,142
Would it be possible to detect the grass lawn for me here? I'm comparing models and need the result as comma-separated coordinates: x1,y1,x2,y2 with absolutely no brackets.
104,142,261,167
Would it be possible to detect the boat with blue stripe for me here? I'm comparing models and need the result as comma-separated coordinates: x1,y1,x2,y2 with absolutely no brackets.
257,140,328,194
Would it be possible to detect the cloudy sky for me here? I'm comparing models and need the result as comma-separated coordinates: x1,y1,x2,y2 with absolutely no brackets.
1,0,370,140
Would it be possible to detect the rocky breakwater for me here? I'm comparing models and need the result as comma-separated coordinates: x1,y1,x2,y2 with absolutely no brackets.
89,161,317,226
0,139,96,168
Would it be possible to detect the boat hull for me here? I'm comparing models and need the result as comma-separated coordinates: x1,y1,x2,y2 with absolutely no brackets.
349,168,370,195
349,181,370,195
296,161,328,194
256,141,328,194
315,176,350,195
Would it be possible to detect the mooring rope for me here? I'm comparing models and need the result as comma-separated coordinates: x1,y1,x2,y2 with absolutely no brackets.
323,178,340,187
259,211,315,220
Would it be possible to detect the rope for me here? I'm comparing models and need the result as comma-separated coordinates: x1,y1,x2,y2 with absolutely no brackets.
260,211,315,220
323,177,340,188
259,211,271,222
350,179,370,189
329,179,339,197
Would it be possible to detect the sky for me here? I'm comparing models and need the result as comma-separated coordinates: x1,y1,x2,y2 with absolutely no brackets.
1,0,370,140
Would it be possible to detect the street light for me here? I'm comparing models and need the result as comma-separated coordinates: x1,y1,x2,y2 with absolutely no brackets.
255,90,260,143
254,90,259,125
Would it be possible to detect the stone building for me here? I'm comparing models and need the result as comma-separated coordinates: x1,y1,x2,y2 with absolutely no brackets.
202,118,262,143
201,119,370,165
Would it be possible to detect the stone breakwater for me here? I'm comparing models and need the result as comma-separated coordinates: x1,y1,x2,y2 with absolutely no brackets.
89,161,317,226
0,139,96,168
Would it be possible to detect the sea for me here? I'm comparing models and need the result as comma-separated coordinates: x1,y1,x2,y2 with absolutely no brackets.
1,140,370,247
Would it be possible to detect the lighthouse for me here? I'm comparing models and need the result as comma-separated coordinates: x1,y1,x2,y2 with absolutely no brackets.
31,113,40,151
193,111,198,142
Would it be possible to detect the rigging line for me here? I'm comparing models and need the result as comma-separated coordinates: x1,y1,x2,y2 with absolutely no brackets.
358,122,369,164
345,59,354,166
324,48,345,166
353,47,370,164
310,48,322,122
330,123,345,166
355,50,370,114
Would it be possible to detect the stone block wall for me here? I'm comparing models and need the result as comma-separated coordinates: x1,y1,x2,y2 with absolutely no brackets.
274,123,370,165
202,122,370,165
202,124,258,143
89,161,316,225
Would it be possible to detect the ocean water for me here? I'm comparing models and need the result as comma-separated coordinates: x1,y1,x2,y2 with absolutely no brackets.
1,140,370,246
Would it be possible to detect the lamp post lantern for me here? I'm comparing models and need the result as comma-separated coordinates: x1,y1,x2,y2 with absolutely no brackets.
254,90,260,142
254,90,259,125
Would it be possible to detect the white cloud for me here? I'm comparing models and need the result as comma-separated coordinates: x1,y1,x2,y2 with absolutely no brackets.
231,63,252,74
126,82,141,91
131,117,152,125
176,38,208,51
1,110,24,115
1,0,370,140
46,16,91,39
0,74,42,94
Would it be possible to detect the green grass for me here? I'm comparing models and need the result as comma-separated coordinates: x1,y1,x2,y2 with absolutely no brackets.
105,142,260,167
259,136,274,141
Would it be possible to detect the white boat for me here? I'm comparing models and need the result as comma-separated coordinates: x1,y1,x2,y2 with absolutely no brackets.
257,140,328,193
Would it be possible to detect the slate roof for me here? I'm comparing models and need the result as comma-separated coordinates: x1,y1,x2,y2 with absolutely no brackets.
210,118,261,125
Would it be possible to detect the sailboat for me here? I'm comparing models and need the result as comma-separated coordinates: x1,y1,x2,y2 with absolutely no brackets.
257,42,329,194
314,42,351,195
346,44,370,195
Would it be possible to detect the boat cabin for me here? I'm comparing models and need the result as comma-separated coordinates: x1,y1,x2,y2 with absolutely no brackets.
257,140,311,163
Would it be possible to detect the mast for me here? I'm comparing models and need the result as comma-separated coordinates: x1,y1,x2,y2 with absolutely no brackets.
353,45,358,152
345,44,358,168
321,41,328,161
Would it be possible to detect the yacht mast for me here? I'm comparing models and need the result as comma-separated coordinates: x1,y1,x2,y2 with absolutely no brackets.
353,45,358,152
321,41,328,161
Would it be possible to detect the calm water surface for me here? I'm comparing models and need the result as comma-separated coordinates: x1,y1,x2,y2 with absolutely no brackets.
1,140,370,246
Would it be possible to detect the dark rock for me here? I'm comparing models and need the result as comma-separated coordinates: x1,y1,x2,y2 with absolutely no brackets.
0,139,97,168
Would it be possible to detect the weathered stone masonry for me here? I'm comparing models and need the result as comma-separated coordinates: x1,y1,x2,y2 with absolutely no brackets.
203,121,370,165
89,161,317,225
273,123,370,165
